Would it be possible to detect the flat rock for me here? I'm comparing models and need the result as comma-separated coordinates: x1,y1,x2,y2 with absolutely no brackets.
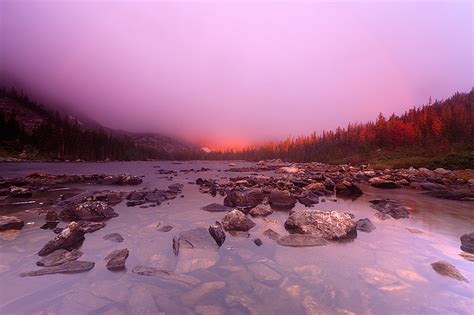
460,233,474,253
249,206,273,217
369,199,410,219
37,249,83,267
175,227,219,273
431,261,468,282
38,221,85,256
356,218,376,233
277,234,329,247
201,203,231,212
209,221,226,246
222,209,256,231
105,248,129,270
20,260,94,277
269,190,297,210
103,233,124,242
132,265,200,286
284,210,357,240
0,216,24,231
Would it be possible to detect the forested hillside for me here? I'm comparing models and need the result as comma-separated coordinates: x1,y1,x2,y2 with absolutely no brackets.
0,88,199,161
208,91,474,168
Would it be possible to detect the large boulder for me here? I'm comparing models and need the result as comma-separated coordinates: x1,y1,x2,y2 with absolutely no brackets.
369,199,410,219
269,190,297,210
38,222,85,256
0,216,24,231
223,189,264,210
222,210,256,231
460,233,474,254
284,210,357,240
59,201,117,221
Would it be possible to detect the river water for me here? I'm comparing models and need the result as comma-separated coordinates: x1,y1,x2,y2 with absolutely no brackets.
0,161,472,315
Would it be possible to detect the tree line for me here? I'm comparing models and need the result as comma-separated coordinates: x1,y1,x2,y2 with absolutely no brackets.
206,91,474,163
0,88,200,161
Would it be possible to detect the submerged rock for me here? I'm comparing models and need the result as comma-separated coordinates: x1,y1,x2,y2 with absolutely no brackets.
209,221,226,247
38,222,85,256
356,218,376,233
59,201,117,222
277,234,329,247
269,190,297,210
175,227,219,272
201,203,231,212
431,261,468,282
424,189,474,202
103,233,124,242
132,266,200,286
263,228,281,241
36,249,83,267
0,216,24,231
222,210,256,231
105,248,129,271
158,225,173,232
284,210,357,240
369,199,410,219
460,233,474,254
20,260,94,277
254,238,263,246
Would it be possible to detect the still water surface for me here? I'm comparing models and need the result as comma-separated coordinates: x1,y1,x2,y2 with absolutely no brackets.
0,161,472,314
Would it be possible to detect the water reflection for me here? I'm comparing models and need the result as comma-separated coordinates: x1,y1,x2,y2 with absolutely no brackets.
0,161,473,314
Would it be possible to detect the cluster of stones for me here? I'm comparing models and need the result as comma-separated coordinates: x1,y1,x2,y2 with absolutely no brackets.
196,163,473,202
125,183,184,207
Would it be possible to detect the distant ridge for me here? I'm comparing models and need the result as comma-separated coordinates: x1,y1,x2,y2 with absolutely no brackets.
0,87,200,161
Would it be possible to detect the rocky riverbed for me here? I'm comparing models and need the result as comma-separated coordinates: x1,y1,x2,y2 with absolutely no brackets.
0,160,473,314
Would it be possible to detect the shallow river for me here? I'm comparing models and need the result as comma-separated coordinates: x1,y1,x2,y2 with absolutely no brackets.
0,161,473,315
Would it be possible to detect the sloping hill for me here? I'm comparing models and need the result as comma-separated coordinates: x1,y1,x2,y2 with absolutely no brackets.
0,88,198,161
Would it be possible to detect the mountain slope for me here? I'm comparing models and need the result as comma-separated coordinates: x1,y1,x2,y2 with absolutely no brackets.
0,88,199,161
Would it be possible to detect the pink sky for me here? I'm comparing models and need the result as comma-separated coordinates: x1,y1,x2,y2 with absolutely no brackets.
0,1,472,149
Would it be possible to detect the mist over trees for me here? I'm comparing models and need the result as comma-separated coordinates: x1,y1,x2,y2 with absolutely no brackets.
0,88,200,161
207,91,474,166
1,87,473,167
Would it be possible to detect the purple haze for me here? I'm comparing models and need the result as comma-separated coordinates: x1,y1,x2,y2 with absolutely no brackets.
0,1,472,149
